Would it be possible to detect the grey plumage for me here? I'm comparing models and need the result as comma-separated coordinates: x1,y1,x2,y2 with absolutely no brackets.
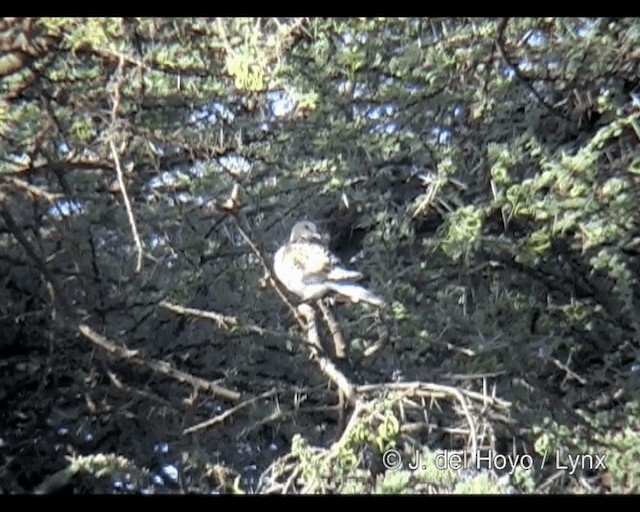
273,221,384,307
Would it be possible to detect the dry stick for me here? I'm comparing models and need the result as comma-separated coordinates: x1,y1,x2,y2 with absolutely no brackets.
183,387,278,435
159,300,283,338
4,176,64,202
237,402,343,439
448,387,478,462
33,467,74,495
330,400,367,452
316,299,346,359
283,466,302,495
108,56,144,274
356,381,512,409
105,368,179,410
79,324,241,402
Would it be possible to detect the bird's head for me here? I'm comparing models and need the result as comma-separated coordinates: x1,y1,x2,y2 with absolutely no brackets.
289,221,323,243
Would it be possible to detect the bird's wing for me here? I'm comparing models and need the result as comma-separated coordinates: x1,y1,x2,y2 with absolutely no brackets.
285,241,364,282
285,241,333,277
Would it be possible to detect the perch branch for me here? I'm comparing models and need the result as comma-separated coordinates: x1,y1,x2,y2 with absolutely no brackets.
316,299,346,359
2,176,64,202
298,304,355,404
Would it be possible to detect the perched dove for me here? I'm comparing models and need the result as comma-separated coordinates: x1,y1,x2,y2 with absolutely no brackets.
273,221,384,307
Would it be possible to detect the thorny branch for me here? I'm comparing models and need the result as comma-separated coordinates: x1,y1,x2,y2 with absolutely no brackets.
496,18,562,119
257,379,513,493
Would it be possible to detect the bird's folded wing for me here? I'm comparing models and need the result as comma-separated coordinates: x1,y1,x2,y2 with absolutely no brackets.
284,241,364,281
285,241,333,276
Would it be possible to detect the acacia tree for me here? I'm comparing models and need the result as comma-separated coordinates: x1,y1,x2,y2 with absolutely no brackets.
1,17,639,494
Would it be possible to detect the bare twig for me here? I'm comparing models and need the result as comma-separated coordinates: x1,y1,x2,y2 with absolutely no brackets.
362,309,389,359
159,300,286,338
33,467,74,494
238,401,342,439
553,353,587,386
356,381,512,410
108,56,144,273
2,176,64,202
79,324,241,402
105,368,179,410
329,400,368,452
183,387,278,434
0,158,113,177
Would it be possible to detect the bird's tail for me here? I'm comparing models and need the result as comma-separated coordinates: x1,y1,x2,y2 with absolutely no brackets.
327,282,384,307
325,267,363,281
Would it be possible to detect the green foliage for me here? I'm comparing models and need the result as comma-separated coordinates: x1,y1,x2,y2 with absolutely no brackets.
599,426,640,493
40,18,123,48
441,205,485,262
70,117,96,144
531,405,640,493
68,453,142,479
289,403,401,493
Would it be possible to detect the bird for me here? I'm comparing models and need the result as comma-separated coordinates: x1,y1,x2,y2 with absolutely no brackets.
273,221,384,307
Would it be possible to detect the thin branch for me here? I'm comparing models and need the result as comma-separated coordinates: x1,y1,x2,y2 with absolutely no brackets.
159,300,291,339
108,56,144,273
183,387,278,434
495,17,562,119
2,176,64,202
362,309,390,359
329,400,368,452
356,381,512,410
79,324,241,403
0,159,113,176
33,467,74,495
